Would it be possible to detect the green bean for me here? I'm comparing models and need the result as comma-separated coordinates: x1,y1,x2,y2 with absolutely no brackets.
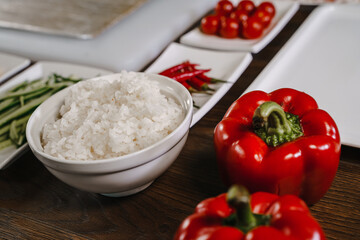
0,86,51,101
8,79,43,93
53,73,82,83
0,98,17,113
17,122,27,146
9,81,30,92
48,82,74,90
9,120,18,143
16,134,25,146
9,120,27,147
0,91,53,128
0,139,13,150
19,95,24,107
0,134,7,142
0,114,30,135
0,73,82,150
22,87,52,101
0,107,19,120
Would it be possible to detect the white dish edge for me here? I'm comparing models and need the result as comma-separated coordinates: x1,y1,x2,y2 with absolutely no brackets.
0,52,31,84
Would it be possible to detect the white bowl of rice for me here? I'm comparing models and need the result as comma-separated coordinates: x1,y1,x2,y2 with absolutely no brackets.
26,71,193,197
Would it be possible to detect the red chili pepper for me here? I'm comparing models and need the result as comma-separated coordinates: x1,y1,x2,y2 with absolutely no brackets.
181,81,198,93
174,185,326,240
197,73,212,83
182,64,196,73
158,62,225,97
188,77,215,92
171,69,211,82
214,88,340,205
159,61,198,76
197,73,227,83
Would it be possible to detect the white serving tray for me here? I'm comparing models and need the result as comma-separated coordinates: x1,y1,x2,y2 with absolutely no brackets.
0,0,148,39
244,4,360,148
145,42,252,127
0,0,218,72
0,61,113,169
0,52,30,84
180,1,299,53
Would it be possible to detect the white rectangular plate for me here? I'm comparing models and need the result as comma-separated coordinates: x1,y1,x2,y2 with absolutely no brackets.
145,42,252,127
0,61,113,169
180,1,299,53
244,4,360,148
0,52,30,84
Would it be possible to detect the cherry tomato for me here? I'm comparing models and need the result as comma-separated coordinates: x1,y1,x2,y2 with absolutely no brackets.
229,9,249,24
201,15,221,35
219,17,239,38
237,0,256,15
253,9,272,27
215,0,234,16
230,9,249,33
258,1,276,17
242,16,264,39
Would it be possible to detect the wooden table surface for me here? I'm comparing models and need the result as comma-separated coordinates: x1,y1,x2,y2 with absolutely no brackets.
0,5,359,240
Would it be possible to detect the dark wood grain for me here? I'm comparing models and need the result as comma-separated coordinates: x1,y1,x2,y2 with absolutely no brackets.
0,5,359,240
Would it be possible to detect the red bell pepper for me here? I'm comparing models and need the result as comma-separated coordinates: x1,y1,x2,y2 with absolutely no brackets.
174,185,326,240
214,88,340,205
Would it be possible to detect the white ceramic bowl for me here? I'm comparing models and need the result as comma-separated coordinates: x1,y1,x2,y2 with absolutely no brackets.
26,72,193,197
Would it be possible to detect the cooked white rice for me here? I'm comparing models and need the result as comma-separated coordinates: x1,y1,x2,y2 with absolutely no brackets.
41,71,184,160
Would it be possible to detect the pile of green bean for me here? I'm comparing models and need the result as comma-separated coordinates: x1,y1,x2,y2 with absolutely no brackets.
0,73,82,150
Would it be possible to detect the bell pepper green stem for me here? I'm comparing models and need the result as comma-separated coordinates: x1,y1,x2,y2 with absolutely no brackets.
252,101,303,147
224,185,271,233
